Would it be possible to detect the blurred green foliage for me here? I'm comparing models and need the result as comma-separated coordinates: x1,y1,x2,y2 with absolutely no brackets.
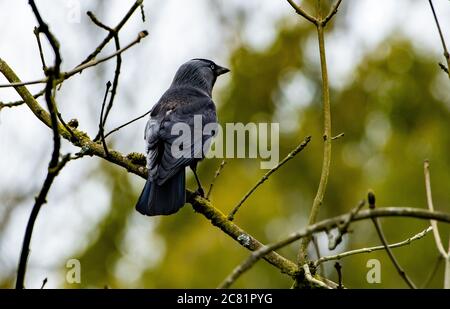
62,16,450,288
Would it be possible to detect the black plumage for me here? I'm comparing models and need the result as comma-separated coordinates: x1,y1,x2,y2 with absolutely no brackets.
136,59,229,216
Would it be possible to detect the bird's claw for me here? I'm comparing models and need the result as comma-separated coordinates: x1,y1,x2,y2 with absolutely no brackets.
195,187,205,198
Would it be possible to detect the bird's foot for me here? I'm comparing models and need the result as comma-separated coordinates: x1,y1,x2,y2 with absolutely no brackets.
195,187,205,198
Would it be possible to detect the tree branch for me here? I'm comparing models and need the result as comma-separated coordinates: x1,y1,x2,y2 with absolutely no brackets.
424,160,448,258
285,0,318,25
16,0,65,289
297,22,332,265
79,0,144,65
428,0,450,79
228,136,311,221
206,160,227,199
315,226,432,266
321,0,343,26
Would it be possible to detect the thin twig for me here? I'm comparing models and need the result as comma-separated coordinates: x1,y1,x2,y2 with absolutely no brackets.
0,89,44,111
312,235,324,275
228,136,311,221
16,0,65,289
86,11,112,31
103,109,151,139
0,31,148,89
424,160,448,258
316,226,433,266
79,0,144,65
421,256,443,288
33,27,47,72
331,132,344,140
63,31,148,80
99,81,112,157
100,33,121,130
86,12,123,142
0,79,46,88
428,0,450,79
328,200,365,250
445,238,450,289
206,160,227,199
321,0,343,26
371,217,416,289
285,0,318,25
334,262,343,289
40,278,48,289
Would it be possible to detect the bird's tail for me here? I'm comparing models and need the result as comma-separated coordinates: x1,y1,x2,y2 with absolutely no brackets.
135,169,186,216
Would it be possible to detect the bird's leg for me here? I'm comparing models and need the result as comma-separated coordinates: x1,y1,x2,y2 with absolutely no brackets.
190,162,205,197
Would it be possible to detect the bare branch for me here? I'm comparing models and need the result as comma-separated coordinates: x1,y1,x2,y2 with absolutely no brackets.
33,27,47,72
0,89,44,111
99,81,112,157
0,32,148,89
328,200,365,250
424,160,448,258
316,226,432,266
334,262,343,289
63,31,148,80
206,160,227,199
79,0,144,65
285,0,318,25
228,136,311,221
0,79,46,88
428,0,450,79
103,109,151,139
321,0,343,26
297,21,333,265
15,0,67,289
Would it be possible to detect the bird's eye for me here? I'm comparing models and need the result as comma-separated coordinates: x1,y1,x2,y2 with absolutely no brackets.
210,64,215,70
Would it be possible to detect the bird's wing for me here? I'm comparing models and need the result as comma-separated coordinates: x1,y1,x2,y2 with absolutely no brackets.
154,96,217,185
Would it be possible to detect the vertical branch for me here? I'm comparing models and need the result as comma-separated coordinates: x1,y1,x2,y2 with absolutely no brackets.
16,0,68,289
424,160,450,288
424,161,448,257
428,0,450,78
297,22,332,265
99,81,112,157
445,239,450,289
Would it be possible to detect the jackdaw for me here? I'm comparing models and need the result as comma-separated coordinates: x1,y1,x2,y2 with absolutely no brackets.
135,59,229,216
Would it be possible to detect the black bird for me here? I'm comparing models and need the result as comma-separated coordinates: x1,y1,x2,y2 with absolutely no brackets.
136,59,229,216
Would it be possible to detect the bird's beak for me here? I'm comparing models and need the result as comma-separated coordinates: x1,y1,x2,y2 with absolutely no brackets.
215,65,230,76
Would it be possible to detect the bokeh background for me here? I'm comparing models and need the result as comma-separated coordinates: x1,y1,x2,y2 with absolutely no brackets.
1,0,450,288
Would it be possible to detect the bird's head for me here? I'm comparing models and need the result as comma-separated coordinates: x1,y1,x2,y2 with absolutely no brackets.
172,58,230,96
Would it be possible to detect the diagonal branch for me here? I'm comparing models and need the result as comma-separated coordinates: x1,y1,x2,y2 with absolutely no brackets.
315,226,432,266
228,136,311,221
285,0,318,25
0,31,148,88
79,0,144,65
371,216,416,289
206,160,227,199
428,0,450,78
321,0,343,26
